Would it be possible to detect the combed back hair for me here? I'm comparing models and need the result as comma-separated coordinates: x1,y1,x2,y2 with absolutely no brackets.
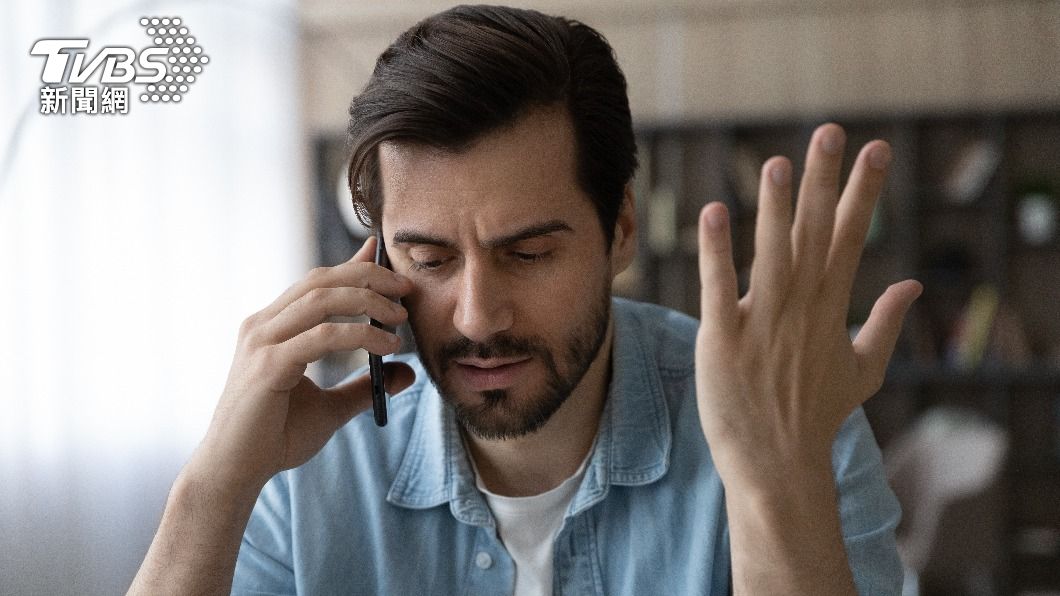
345,4,637,247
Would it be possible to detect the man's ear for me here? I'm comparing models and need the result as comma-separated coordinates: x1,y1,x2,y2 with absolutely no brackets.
610,184,637,278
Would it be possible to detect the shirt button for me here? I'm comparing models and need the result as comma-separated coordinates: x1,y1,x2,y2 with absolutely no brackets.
475,552,493,569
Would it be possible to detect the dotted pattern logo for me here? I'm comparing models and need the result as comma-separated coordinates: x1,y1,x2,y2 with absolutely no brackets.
137,16,208,103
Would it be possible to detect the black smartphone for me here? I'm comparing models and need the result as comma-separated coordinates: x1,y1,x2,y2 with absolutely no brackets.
369,230,389,427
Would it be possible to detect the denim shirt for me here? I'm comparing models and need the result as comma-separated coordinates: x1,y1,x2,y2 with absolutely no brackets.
233,298,903,595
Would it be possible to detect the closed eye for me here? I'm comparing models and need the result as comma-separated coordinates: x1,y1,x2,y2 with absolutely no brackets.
409,258,449,271
406,251,552,272
512,251,551,263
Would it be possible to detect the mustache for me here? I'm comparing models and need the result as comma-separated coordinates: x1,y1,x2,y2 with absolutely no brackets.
437,333,548,367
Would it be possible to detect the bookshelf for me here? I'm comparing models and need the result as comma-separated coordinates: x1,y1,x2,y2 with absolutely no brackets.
624,111,1060,596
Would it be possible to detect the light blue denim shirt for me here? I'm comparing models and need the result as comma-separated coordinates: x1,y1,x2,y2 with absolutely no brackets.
233,298,903,595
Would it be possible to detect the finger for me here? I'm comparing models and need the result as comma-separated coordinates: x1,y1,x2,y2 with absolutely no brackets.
259,236,380,319
260,286,409,345
257,238,412,322
698,202,739,332
825,141,892,304
852,279,923,392
791,123,846,285
276,321,401,367
747,156,794,308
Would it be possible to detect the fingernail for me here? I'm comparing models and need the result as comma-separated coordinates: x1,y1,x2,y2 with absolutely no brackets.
394,273,411,285
770,161,790,186
821,127,843,155
868,144,891,170
706,205,726,230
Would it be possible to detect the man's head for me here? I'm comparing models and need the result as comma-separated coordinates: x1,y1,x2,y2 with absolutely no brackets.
345,6,638,439
346,4,637,247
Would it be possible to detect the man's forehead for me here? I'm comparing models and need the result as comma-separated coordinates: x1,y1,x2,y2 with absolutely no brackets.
378,107,577,195
385,192,581,247
377,107,589,230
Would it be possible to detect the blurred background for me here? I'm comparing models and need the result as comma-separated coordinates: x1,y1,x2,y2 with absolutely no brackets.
2,1,1058,594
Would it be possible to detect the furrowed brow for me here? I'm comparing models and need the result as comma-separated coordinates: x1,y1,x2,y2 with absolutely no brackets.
390,230,456,249
482,220,572,249
391,220,573,250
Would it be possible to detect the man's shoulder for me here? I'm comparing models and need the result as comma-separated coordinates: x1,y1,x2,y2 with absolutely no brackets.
612,297,699,372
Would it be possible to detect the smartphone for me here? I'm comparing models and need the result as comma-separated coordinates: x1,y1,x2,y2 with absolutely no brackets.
369,230,390,427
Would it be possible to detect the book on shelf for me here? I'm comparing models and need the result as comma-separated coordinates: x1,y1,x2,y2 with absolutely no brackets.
946,284,999,371
944,284,1035,372
943,138,1001,205
646,185,678,254
729,143,761,212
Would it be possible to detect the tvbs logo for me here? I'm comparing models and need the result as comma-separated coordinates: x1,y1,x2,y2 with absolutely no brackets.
31,39,168,85
31,17,208,115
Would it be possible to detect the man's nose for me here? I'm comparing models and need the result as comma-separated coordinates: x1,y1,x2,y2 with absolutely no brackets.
452,258,514,343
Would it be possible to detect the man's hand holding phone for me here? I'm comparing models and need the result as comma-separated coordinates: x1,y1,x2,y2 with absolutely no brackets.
187,234,415,496
129,234,414,595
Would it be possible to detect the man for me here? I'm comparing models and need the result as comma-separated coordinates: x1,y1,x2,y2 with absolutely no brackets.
130,5,921,595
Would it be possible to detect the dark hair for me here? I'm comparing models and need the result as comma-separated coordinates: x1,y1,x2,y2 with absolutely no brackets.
345,4,637,247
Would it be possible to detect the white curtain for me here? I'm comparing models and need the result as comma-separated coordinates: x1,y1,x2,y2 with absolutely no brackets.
0,1,309,594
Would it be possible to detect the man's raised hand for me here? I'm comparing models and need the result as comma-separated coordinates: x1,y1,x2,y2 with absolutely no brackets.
694,123,922,490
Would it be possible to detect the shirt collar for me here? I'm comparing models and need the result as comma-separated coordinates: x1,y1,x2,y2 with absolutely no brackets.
386,298,672,521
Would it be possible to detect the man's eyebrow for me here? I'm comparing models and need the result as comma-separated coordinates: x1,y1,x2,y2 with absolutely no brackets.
390,230,455,249
483,220,573,249
391,220,573,250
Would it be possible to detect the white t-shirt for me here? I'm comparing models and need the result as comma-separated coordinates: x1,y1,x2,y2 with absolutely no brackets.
473,456,590,596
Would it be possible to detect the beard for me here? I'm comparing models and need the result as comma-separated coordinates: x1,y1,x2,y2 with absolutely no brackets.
411,284,611,441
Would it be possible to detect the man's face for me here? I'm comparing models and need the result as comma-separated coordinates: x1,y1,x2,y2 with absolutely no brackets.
379,106,627,440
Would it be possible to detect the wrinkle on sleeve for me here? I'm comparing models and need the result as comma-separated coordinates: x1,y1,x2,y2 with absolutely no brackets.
832,408,904,596
232,472,297,596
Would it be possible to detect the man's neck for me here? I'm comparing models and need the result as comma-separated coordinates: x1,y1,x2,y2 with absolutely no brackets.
463,318,614,498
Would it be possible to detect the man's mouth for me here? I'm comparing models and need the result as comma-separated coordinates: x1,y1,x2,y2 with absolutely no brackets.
452,356,533,391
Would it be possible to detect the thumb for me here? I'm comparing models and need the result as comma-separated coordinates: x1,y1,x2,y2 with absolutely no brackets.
381,361,417,396
853,279,923,390
279,362,419,469
323,361,417,420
